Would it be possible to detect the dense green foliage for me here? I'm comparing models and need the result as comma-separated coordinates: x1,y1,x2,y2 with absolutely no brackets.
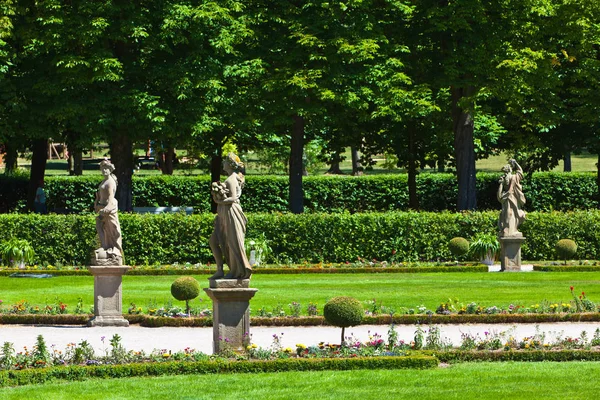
556,239,578,261
0,356,437,388
1,172,598,213
3,211,600,265
323,297,364,328
448,238,470,257
170,277,200,302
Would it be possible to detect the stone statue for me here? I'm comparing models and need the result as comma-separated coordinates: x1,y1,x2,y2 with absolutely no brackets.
497,159,526,237
209,153,252,280
93,159,123,265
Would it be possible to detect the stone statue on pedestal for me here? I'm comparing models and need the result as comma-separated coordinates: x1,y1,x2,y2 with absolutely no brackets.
209,153,252,280
497,159,526,237
93,159,123,266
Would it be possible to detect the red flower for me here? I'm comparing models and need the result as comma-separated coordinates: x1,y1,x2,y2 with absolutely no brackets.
582,291,585,297
570,286,574,291
392,250,397,255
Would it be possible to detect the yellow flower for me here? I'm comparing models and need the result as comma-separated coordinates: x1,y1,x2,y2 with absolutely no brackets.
162,353,170,358
251,343,258,349
283,347,293,353
296,343,307,349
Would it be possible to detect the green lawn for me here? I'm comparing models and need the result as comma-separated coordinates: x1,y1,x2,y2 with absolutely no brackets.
1,272,599,314
5,149,598,176
1,362,600,399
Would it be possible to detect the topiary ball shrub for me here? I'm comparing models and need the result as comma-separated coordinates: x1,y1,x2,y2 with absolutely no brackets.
448,237,470,258
556,239,577,265
171,276,200,314
323,296,364,345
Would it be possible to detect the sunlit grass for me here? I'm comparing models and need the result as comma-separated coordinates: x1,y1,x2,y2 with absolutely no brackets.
1,272,599,313
1,362,600,399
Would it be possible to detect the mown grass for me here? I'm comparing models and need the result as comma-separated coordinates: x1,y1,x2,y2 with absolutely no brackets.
1,272,599,313
1,362,600,399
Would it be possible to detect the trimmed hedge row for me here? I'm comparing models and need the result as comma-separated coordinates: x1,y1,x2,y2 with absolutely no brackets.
0,356,438,387
4,312,600,327
1,172,598,213
428,350,600,363
2,211,600,265
0,265,489,277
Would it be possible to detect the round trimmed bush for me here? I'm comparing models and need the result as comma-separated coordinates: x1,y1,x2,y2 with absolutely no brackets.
324,296,364,345
171,276,200,314
448,237,470,257
556,239,577,263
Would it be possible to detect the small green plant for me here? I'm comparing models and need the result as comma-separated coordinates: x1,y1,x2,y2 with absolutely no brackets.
245,234,272,266
556,239,577,265
170,276,200,315
0,238,35,268
469,233,500,265
323,296,364,346
448,237,470,259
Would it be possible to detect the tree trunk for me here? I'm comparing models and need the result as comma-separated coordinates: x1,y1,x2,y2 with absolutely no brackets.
437,154,445,172
563,151,572,172
65,130,83,176
326,161,344,175
162,146,175,175
290,115,304,214
351,146,363,176
3,142,18,174
109,134,134,212
451,85,477,211
407,126,419,210
73,148,83,176
27,138,48,211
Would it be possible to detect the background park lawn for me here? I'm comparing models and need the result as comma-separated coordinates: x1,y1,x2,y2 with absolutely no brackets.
2,272,598,313
2,362,600,399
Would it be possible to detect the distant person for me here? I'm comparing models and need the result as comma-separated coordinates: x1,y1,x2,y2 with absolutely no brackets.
34,180,47,214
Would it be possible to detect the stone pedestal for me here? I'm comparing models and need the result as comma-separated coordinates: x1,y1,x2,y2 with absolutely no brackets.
87,265,130,327
500,236,526,272
204,279,258,354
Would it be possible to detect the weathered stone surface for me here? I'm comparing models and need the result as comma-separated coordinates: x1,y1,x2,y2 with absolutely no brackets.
88,265,130,327
209,153,252,280
92,159,124,266
208,278,250,289
204,287,258,353
500,237,526,272
497,159,526,238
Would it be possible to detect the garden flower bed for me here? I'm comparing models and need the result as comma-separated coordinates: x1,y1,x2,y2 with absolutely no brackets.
3,325,600,388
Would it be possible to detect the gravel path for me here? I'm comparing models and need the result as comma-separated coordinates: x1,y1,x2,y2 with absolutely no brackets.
1,321,598,354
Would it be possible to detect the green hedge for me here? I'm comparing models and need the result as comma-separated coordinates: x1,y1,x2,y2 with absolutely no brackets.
428,350,600,363
0,265,488,276
2,211,600,265
0,356,438,387
3,312,600,327
1,172,598,213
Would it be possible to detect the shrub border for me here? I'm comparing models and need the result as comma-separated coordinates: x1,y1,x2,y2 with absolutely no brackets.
423,349,600,363
0,355,438,388
3,312,600,327
0,265,489,277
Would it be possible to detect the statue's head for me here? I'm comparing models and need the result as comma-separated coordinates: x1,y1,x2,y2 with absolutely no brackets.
100,159,116,173
501,164,512,174
225,152,244,172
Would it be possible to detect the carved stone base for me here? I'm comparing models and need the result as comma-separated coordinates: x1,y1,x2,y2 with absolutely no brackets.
87,265,130,327
204,282,258,354
500,236,526,272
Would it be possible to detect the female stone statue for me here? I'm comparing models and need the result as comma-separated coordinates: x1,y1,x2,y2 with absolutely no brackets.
94,159,123,265
209,153,252,279
498,159,526,237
